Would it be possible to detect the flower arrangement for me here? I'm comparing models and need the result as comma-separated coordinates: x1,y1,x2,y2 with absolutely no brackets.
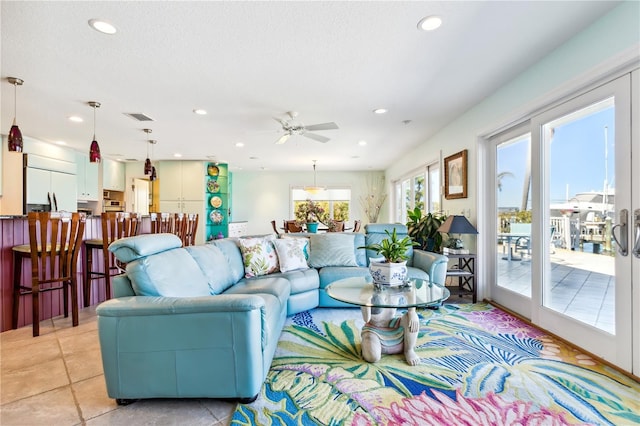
295,199,325,224
360,174,387,223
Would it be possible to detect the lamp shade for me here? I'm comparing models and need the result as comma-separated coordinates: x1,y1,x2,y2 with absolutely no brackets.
438,215,478,234
8,121,23,152
89,139,101,163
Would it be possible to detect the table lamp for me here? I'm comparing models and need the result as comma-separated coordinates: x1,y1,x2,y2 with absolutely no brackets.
438,215,478,253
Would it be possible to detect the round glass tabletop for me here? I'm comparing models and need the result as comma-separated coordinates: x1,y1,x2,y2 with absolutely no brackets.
326,277,450,309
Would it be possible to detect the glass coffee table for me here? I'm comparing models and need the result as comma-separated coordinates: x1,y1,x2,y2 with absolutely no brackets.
326,276,450,366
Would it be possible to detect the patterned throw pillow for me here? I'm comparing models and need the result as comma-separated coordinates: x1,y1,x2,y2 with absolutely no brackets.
238,234,280,278
273,238,309,272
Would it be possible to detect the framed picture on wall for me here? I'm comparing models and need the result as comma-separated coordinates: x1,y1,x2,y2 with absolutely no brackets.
444,149,467,199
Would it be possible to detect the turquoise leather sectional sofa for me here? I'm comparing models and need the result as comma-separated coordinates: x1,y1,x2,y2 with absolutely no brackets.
96,224,448,404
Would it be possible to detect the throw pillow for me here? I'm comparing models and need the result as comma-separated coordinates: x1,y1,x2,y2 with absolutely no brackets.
308,233,358,268
238,234,280,278
273,238,309,272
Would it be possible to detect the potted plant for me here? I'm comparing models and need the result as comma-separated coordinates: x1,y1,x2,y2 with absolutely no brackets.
406,208,447,252
359,228,418,286
294,199,325,233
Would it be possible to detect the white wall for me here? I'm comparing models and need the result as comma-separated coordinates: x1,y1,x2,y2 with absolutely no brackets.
231,170,386,235
386,1,639,227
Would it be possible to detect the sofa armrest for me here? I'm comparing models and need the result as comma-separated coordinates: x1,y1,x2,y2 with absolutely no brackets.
412,249,449,286
96,294,266,316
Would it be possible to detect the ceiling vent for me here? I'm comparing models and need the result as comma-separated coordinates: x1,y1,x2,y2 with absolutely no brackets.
124,112,154,122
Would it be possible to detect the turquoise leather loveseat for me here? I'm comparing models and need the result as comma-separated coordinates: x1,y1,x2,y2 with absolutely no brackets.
96,224,448,404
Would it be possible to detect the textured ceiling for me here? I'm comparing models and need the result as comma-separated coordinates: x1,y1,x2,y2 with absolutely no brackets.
1,1,619,171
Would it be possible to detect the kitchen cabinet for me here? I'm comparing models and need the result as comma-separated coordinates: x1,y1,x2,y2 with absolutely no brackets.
76,152,99,201
103,158,125,192
159,161,205,244
26,167,77,212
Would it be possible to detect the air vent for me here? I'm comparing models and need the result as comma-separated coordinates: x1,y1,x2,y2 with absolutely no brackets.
124,112,155,122
125,158,138,162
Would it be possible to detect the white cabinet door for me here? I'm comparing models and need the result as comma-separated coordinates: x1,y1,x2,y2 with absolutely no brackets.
76,152,99,200
159,161,183,200
102,158,125,191
51,171,77,212
181,161,204,201
26,167,51,205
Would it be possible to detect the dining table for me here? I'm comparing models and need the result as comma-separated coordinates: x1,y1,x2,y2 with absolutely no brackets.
498,232,531,261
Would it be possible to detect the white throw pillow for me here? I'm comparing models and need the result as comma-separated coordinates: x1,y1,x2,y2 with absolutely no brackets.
273,238,309,272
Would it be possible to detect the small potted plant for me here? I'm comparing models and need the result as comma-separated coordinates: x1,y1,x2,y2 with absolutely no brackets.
359,228,418,286
294,199,325,233
406,208,447,252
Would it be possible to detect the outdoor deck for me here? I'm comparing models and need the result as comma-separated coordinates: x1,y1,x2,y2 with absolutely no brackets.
497,247,615,334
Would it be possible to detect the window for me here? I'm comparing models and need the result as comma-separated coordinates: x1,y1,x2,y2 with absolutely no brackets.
291,188,351,221
393,161,440,222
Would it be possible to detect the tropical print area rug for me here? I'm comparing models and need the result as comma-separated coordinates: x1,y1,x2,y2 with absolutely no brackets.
231,303,640,426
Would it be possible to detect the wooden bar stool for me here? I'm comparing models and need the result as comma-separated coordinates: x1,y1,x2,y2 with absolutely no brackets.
83,212,139,307
150,212,174,234
12,212,86,337
175,213,198,246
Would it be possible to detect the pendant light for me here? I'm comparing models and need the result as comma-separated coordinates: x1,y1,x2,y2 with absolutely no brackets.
143,128,152,175
7,77,24,152
88,101,101,163
149,140,157,181
304,160,325,194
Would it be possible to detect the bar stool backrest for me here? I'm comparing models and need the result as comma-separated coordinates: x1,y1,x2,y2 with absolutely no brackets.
150,212,174,234
175,213,198,246
102,212,139,271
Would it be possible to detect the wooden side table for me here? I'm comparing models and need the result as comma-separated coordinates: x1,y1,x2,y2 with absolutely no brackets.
445,253,477,303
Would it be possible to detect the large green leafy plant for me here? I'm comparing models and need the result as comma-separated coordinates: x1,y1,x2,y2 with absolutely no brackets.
406,208,447,252
358,228,417,263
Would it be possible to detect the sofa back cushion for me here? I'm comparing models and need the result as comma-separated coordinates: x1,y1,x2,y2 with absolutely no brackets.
308,233,358,268
186,244,237,294
364,224,414,266
126,248,211,297
209,239,245,283
109,233,182,263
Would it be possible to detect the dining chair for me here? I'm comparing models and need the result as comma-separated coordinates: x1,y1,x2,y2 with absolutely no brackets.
353,220,362,233
270,220,280,235
83,212,139,308
12,212,86,336
285,220,303,233
175,213,199,246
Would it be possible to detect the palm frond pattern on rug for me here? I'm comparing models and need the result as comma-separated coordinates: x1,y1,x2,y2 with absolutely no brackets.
231,303,640,426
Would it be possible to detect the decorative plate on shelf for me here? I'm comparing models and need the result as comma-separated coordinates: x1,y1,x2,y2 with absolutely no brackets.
207,179,220,193
207,164,220,176
209,209,224,224
210,196,223,208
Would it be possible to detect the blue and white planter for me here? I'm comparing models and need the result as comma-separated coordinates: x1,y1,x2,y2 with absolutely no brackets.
369,260,408,286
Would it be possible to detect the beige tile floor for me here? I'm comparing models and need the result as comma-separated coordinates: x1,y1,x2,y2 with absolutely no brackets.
0,306,236,425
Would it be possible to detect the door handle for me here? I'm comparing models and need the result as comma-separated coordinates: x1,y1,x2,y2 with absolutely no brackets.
633,209,640,259
611,209,628,256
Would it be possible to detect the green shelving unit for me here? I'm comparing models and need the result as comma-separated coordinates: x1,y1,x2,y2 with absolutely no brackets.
204,162,230,241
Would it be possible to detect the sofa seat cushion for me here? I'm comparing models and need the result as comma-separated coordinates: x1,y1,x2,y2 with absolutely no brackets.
268,268,319,295
126,248,211,297
186,244,237,295
407,266,429,281
224,277,291,312
318,266,370,289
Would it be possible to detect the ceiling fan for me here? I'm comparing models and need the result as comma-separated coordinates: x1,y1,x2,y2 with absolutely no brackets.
273,111,338,144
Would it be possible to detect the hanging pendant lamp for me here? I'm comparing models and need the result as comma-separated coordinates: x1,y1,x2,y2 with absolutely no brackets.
149,140,158,181
7,77,24,152
143,129,152,175
88,101,101,163
304,160,326,194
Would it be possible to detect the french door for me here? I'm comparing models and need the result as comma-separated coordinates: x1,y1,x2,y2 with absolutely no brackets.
489,71,638,373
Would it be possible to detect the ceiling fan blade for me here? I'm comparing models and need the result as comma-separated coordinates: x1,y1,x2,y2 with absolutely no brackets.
304,133,330,143
304,122,339,131
275,133,291,144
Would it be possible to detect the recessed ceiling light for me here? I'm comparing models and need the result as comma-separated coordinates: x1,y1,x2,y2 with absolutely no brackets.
358,140,367,146
68,116,83,123
173,153,182,158
373,108,387,114
54,141,67,146
88,19,117,35
235,142,244,147
193,109,207,115
417,15,442,31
